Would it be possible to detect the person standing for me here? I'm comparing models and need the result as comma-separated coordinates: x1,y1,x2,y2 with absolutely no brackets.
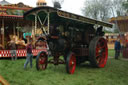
114,38,121,59
24,38,33,69
9,37,17,60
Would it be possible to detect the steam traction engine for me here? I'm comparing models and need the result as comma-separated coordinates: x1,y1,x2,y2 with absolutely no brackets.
24,6,112,74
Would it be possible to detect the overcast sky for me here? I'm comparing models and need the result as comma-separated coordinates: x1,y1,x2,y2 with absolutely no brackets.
5,0,85,15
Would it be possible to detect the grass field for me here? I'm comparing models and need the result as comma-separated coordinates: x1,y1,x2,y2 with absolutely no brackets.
0,50,128,85
108,49,115,58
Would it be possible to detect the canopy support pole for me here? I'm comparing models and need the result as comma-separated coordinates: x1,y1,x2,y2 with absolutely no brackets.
47,12,50,34
32,21,36,47
1,19,4,48
32,21,35,38
17,22,19,39
13,22,16,35
35,14,37,35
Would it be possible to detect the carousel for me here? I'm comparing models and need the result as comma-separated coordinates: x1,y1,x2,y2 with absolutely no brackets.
0,0,47,58
110,15,128,58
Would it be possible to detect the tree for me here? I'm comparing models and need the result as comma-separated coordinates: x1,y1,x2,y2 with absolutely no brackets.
82,0,127,33
82,0,127,21
111,0,126,16
82,0,112,22
122,0,128,13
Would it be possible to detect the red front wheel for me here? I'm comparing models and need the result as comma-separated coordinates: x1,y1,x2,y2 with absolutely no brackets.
36,51,48,70
66,52,76,74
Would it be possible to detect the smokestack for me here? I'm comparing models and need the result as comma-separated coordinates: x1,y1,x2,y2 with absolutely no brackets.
54,1,61,9
53,0,64,9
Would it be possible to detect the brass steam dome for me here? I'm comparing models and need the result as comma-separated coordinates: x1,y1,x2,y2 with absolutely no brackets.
37,0,47,6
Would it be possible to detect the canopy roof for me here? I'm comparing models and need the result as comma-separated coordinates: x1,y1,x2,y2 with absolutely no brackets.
110,16,128,23
24,6,112,28
0,3,32,19
110,16,128,33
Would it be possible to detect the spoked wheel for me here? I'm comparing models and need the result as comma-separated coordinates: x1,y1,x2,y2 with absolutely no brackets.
89,37,108,68
66,52,76,74
36,51,48,70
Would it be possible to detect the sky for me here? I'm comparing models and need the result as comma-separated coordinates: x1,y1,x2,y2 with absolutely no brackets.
4,0,85,15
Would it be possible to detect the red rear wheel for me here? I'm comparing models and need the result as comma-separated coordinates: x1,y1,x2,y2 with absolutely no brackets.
66,52,76,74
89,37,108,68
36,51,48,70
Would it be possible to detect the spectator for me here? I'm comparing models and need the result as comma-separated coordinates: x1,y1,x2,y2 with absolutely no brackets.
24,38,33,69
9,37,17,60
114,38,121,59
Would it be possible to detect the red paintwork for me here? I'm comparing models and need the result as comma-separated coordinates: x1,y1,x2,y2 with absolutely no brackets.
0,6,31,11
38,52,47,70
69,53,76,74
0,49,47,58
96,38,108,68
0,15,23,18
